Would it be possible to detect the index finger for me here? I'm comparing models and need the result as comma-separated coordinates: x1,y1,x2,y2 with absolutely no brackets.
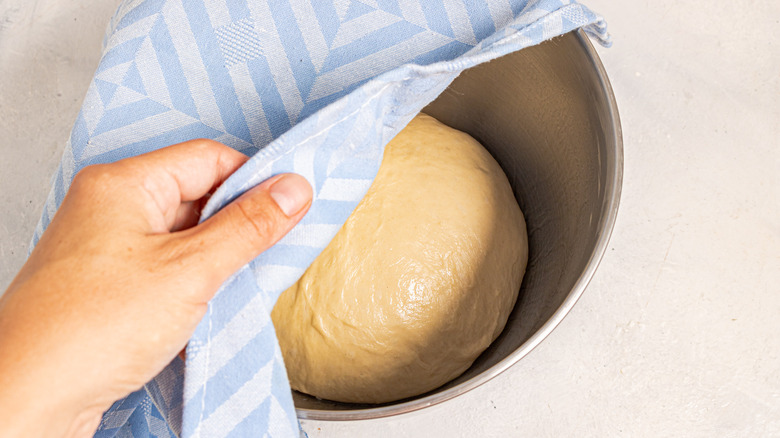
117,138,249,213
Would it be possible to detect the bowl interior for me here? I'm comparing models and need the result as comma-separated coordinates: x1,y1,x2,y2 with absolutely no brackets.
293,30,622,420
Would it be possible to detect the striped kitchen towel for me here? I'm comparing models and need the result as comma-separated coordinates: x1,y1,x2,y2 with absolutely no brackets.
32,1,609,436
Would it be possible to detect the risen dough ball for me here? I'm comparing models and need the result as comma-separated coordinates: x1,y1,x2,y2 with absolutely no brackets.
271,113,528,404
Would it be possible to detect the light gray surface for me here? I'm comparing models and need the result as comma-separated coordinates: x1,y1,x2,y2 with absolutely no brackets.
1,1,779,437
0,0,120,289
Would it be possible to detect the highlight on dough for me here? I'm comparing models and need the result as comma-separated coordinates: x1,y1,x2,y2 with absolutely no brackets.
272,113,528,404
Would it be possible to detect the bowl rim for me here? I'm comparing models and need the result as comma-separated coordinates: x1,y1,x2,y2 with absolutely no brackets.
297,28,624,421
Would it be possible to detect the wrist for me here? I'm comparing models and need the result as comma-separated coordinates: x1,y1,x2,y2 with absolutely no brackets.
0,393,104,438
0,284,108,437
0,336,108,438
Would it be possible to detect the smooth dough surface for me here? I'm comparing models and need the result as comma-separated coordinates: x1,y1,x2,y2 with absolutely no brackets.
271,113,528,404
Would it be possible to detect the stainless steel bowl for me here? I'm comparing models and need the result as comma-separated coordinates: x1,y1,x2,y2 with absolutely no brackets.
294,29,623,420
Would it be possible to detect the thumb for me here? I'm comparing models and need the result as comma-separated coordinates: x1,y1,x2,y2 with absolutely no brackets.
180,173,312,284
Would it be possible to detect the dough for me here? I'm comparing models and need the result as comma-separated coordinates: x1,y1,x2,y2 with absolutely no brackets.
271,113,528,404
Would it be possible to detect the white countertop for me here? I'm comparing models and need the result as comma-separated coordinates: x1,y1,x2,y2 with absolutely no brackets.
1,1,778,436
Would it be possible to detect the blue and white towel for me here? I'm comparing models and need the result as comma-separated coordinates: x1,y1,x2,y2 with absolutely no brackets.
32,1,609,436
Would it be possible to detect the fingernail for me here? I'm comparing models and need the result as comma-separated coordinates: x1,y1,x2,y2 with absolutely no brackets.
269,174,312,217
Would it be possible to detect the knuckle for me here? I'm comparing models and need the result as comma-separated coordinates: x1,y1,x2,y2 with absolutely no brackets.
154,237,222,291
189,138,223,152
234,195,286,248
72,164,117,191
73,164,104,182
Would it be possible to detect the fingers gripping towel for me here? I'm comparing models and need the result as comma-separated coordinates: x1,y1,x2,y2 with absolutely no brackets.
32,1,609,436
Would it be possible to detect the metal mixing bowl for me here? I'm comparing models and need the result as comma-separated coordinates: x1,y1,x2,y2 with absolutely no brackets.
294,29,623,420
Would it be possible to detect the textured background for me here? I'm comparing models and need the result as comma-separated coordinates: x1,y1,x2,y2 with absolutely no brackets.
1,0,779,436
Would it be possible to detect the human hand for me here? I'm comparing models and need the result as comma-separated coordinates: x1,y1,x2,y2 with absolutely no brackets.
0,139,312,437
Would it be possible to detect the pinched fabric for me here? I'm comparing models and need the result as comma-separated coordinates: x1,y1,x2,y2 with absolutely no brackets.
32,1,609,436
